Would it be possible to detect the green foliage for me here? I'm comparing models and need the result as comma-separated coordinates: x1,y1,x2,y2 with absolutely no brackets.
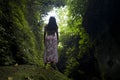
59,1,102,80
0,0,40,65
0,0,66,66
67,0,88,17
55,0,93,79
65,57,79,75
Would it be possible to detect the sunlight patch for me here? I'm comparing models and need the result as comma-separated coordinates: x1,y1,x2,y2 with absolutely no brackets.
42,7,59,24
42,6,68,32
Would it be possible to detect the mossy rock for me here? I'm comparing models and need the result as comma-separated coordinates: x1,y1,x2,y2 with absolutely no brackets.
38,74,47,80
0,65,70,80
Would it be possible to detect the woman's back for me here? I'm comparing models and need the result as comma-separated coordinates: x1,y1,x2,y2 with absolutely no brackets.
45,25,57,36
44,16,59,65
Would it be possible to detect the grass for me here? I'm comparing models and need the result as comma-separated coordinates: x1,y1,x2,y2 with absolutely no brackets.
0,65,70,80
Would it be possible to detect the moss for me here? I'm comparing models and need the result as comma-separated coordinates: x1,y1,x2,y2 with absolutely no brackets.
0,65,70,80
0,9,2,17
0,0,43,65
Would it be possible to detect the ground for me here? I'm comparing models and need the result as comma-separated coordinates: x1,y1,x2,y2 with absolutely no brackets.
0,65,70,80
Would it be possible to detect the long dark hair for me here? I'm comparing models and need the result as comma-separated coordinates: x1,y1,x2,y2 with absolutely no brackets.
46,16,58,31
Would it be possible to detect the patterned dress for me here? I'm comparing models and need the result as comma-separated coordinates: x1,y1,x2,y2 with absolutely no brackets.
44,33,58,63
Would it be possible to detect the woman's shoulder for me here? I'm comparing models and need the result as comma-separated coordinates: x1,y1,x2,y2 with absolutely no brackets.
44,24,48,30
45,24,48,27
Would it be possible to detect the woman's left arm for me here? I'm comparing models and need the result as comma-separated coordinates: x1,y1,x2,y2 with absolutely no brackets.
56,28,59,44
44,27,46,44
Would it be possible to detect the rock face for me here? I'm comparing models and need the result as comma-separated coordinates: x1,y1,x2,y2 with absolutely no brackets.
83,0,120,80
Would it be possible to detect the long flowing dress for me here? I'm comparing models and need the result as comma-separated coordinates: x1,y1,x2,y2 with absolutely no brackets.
44,33,58,63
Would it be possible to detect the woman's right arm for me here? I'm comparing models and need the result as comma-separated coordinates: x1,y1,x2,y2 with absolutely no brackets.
44,26,46,44
56,28,59,44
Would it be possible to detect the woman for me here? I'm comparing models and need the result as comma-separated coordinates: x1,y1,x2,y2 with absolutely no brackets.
44,16,59,69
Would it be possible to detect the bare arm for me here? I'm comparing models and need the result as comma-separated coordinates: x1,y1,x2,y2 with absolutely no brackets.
44,26,46,44
56,28,59,44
